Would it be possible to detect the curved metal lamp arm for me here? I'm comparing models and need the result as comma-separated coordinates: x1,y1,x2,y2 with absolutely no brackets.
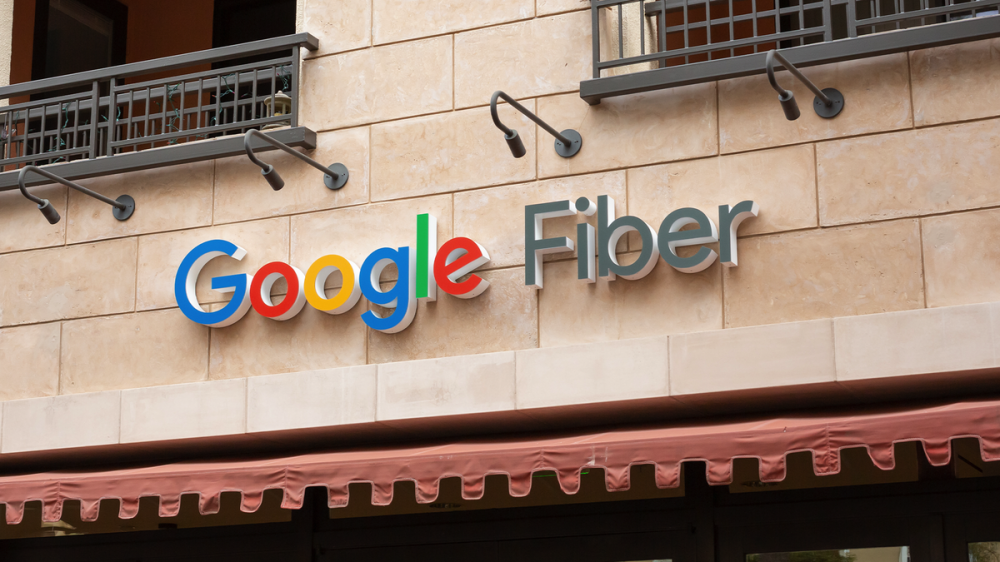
18,165,135,224
491,91,571,145
765,50,845,120
766,50,831,106
490,91,582,158
244,129,349,190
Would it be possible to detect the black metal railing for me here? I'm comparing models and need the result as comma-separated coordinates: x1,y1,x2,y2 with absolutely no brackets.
0,33,318,183
583,0,1000,103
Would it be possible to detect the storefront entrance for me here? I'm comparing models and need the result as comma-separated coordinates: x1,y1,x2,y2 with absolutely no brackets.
2,463,999,562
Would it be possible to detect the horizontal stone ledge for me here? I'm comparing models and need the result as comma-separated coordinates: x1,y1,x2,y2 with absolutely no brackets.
3,301,1000,456
834,302,1000,398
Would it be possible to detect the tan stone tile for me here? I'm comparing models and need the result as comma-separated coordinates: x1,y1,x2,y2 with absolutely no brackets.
0,238,137,326
67,162,214,244
377,352,516,420
0,185,65,253
454,171,626,269
368,268,537,363
0,323,60,401
515,337,669,410
538,253,722,347
536,86,718,178
724,220,924,327
923,208,1000,308
628,145,817,239
454,11,592,108
911,38,1000,127
247,366,377,433
670,319,835,396
120,379,246,443
136,217,289,311
719,53,912,153
209,304,368,379
818,120,1000,226
61,309,208,394
371,103,537,201
303,0,371,58
300,37,452,130
537,0,588,15
2,391,120,453
291,195,452,272
834,304,996,383
214,127,370,224
374,0,532,44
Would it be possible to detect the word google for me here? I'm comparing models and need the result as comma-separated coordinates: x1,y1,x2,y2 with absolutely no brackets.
175,196,758,333
174,214,489,333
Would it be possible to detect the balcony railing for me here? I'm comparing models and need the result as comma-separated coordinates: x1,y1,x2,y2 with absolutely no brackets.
0,33,319,190
582,0,1000,103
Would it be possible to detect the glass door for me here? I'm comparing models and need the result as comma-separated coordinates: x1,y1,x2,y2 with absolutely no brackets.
718,515,943,562
497,529,697,562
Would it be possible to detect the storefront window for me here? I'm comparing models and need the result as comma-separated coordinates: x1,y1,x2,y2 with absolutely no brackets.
748,547,910,562
969,543,1000,562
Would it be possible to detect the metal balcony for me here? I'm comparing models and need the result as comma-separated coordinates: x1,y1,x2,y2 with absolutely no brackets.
0,33,319,190
582,0,1000,103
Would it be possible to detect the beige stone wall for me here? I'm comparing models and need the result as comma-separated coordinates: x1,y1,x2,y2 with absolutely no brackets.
0,0,13,94
1,1,999,413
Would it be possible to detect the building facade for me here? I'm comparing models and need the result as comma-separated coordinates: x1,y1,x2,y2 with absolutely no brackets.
0,0,998,559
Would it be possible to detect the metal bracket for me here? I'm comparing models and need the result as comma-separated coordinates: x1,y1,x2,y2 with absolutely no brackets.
323,163,350,190
244,129,349,191
491,91,582,159
766,50,845,121
113,194,136,221
18,165,135,224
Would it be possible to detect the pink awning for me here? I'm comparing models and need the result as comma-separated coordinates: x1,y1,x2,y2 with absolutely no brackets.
2,399,999,524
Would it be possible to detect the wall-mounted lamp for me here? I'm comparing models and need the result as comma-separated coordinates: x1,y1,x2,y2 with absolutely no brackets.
490,91,582,159
244,129,349,191
765,50,845,121
18,165,134,225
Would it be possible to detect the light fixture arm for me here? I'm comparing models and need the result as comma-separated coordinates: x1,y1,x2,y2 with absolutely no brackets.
765,50,844,120
492,91,571,146
18,165,134,224
244,129,348,190
766,50,831,106
490,91,582,158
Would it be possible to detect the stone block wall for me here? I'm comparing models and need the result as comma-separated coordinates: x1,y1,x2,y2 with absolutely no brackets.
1,0,998,405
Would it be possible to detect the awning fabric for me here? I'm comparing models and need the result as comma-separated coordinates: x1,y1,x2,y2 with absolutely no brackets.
2,400,999,524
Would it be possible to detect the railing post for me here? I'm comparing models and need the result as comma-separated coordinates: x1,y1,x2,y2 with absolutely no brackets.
290,46,300,128
658,2,667,68
592,3,601,79
89,80,100,159
107,78,117,158
847,0,859,37
822,0,834,42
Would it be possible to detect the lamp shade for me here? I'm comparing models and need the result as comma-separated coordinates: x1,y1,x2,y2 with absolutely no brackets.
779,91,801,121
261,165,285,191
505,130,526,159
38,199,61,224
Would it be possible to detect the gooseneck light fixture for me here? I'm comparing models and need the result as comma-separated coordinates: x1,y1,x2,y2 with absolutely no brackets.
490,91,582,159
18,165,135,225
244,129,349,191
765,50,845,121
